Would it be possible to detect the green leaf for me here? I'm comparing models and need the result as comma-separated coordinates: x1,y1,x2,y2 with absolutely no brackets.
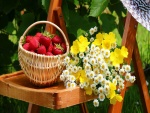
89,0,109,17
5,22,15,34
77,29,86,37
9,35,17,45
41,0,50,13
100,13,116,33
74,0,79,5
17,13,35,37
68,10,96,37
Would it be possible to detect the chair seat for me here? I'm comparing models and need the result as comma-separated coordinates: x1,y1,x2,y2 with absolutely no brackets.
0,71,97,109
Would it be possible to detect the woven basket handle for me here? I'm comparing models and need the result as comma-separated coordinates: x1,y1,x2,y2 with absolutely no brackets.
21,21,69,53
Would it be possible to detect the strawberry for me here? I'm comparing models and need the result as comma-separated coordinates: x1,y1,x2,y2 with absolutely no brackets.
29,38,39,51
46,52,53,56
35,32,42,37
39,35,51,47
51,35,63,44
37,45,46,54
23,43,30,50
52,44,64,55
61,42,67,53
33,36,40,42
47,42,53,52
34,32,42,42
30,50,35,53
26,35,33,43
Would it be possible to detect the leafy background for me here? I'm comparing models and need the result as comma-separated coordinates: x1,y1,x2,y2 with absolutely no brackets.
0,0,150,113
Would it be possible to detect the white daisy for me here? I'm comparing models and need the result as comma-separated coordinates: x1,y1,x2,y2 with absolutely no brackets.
70,82,77,88
125,73,131,81
103,49,110,58
115,65,120,71
83,57,89,64
89,28,95,35
119,68,125,75
88,71,95,79
64,56,70,64
90,37,94,42
98,93,105,101
84,63,91,72
79,52,84,58
124,65,131,72
112,78,117,85
94,26,98,32
93,99,99,107
91,84,96,90
72,66,78,73
69,75,76,82
60,74,65,81
98,87,104,94
129,76,136,83
89,57,96,65
119,83,124,90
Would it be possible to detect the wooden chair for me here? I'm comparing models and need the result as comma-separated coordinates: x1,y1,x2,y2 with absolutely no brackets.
0,0,150,113
108,12,150,113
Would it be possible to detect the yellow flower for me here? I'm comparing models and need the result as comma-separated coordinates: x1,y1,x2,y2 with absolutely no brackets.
70,40,80,55
72,71,81,82
92,33,103,46
102,39,111,50
110,94,123,105
107,83,116,99
84,86,93,95
121,46,128,58
103,32,116,44
110,48,124,66
107,83,123,104
101,32,116,50
79,70,89,83
78,35,90,52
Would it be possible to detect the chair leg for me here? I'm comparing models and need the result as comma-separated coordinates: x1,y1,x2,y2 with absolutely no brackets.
79,103,88,113
27,103,40,113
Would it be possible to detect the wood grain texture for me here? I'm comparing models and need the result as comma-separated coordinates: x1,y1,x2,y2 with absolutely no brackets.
0,71,97,110
45,0,62,34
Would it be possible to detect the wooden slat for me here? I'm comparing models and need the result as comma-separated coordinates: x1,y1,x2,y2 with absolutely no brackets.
132,41,150,113
45,0,62,34
53,7,70,46
108,12,138,113
0,71,97,110
27,103,40,113
79,103,89,113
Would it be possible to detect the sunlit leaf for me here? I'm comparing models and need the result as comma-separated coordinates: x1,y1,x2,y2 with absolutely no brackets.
89,0,109,17
77,29,86,37
74,0,79,5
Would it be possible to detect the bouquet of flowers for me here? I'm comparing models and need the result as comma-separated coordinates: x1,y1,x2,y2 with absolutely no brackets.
60,26,136,107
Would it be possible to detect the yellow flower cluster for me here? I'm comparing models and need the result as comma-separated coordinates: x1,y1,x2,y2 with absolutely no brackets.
60,27,135,107
71,35,90,55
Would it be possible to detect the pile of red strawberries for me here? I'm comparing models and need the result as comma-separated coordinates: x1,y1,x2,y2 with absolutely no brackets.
22,31,67,56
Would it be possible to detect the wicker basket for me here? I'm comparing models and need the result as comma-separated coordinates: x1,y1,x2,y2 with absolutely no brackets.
18,21,69,87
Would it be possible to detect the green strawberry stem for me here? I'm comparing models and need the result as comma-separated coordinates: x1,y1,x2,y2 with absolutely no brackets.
43,31,53,38
54,43,64,51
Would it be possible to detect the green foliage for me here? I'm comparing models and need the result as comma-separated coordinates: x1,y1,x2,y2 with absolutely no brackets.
0,0,48,74
89,0,109,17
